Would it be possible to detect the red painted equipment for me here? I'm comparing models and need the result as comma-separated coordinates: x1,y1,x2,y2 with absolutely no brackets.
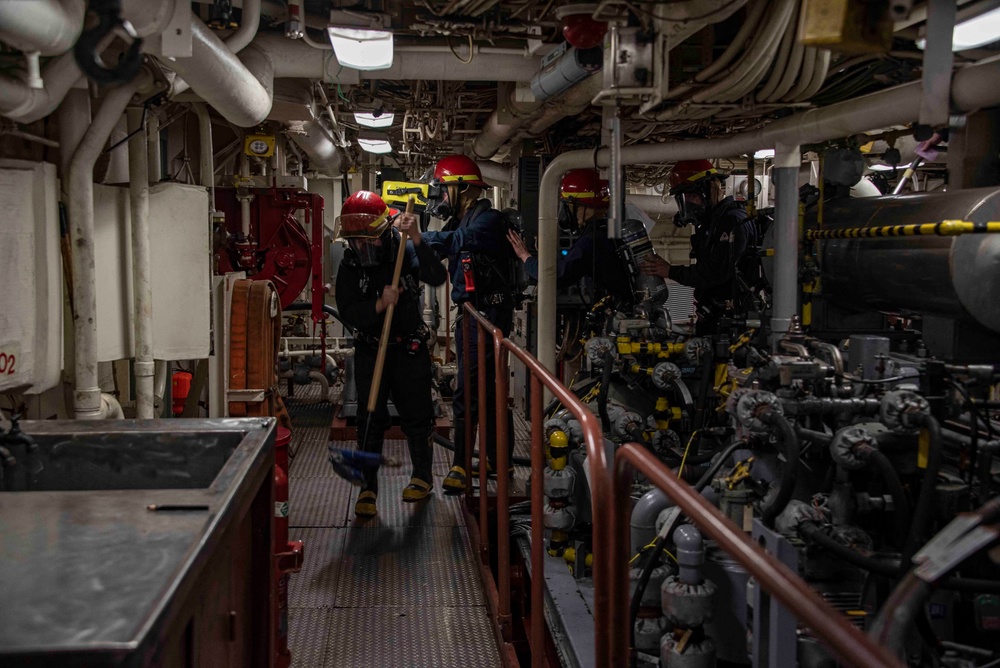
170,371,192,417
273,427,303,668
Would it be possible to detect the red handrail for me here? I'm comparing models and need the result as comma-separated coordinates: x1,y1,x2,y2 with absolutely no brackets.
613,443,904,668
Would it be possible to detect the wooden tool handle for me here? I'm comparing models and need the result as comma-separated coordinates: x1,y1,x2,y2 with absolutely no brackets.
367,196,415,413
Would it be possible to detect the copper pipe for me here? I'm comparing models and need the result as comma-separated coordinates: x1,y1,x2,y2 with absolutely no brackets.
530,373,545,668
613,444,903,668
502,339,615,666
462,313,474,511
495,330,512,634
478,323,489,565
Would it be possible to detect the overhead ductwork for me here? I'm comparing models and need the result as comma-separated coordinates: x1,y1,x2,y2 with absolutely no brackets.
287,120,344,175
0,0,85,56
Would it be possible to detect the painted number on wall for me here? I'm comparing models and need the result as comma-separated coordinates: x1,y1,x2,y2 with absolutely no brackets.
0,343,19,376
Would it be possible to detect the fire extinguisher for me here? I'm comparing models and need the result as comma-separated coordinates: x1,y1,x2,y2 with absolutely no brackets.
171,371,193,417
273,427,303,668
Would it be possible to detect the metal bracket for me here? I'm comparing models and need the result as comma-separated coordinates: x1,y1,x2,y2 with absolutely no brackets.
919,0,956,128
228,389,267,403
751,520,799,668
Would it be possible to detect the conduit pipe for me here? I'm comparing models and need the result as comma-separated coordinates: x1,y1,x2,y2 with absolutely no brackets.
191,103,215,196
771,144,800,339
0,52,83,123
627,194,679,216
57,89,90,177
475,160,511,186
69,79,146,419
127,107,155,419
225,0,261,53
286,120,343,175
0,0,85,56
360,51,540,82
164,16,273,127
534,54,1000,372
147,112,161,182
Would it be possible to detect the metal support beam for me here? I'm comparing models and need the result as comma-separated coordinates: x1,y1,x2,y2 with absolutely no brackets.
770,143,800,344
919,0,956,128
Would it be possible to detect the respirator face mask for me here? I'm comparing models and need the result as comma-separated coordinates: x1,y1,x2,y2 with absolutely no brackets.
557,200,578,232
347,233,386,267
672,191,708,228
426,182,454,220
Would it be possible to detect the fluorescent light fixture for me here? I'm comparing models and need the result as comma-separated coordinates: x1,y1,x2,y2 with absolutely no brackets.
358,138,393,154
916,6,1000,51
355,112,394,128
753,149,775,159
869,162,912,171
327,27,394,70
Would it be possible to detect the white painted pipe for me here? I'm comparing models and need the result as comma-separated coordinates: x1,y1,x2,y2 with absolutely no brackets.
191,103,215,195
147,111,161,182
163,16,273,127
57,88,90,177
100,393,125,420
0,0,85,56
771,145,800,340
225,0,260,53
154,360,168,415
535,54,1000,373
308,370,330,400
0,51,82,123
239,157,252,237
69,81,145,419
360,51,540,83
627,194,679,216
287,120,342,175
475,160,511,185
127,107,155,419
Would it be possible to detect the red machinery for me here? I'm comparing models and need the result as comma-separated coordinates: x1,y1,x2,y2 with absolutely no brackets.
214,186,326,324
273,426,303,668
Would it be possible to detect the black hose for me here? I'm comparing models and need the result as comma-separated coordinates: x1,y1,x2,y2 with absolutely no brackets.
868,449,911,547
760,411,800,527
432,433,532,467
799,523,1000,594
598,351,613,435
902,413,943,566
795,426,833,445
628,535,667,653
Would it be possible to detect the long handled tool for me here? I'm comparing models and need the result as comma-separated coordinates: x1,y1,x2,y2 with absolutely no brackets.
329,196,414,483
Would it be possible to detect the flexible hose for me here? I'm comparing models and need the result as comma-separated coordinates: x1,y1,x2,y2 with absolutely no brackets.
629,535,668,652
599,350,613,434
799,522,1000,594
868,448,911,547
693,441,745,492
902,414,943,566
760,411,800,527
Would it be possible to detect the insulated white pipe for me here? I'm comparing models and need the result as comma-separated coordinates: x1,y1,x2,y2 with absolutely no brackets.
191,103,215,195
127,107,155,419
359,51,540,82
535,55,1000,371
69,81,145,419
164,16,273,127
771,144,800,340
147,112,161,182
0,0,85,56
627,194,679,216
287,120,343,175
0,51,83,123
475,160,511,185
239,157,252,237
57,89,90,177
225,0,261,53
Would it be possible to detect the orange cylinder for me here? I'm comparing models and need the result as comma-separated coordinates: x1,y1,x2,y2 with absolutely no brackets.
171,371,193,417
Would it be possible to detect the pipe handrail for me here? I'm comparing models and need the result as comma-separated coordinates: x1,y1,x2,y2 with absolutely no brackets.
612,443,904,668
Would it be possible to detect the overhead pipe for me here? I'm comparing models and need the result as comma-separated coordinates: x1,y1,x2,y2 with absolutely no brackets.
627,194,679,216
475,160,511,186
57,89,91,177
286,119,343,175
190,103,215,196
0,51,83,123
0,0,85,56
163,16,273,127
68,78,147,419
225,0,260,53
534,54,1000,373
771,143,800,339
127,107,155,419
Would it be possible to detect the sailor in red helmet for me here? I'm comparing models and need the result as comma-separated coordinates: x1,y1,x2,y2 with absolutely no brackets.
640,159,757,331
421,154,517,493
335,190,447,518
507,168,635,308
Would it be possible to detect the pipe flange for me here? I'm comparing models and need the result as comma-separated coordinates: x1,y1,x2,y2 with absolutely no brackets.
630,564,673,609
651,429,681,460
880,389,930,432
544,418,570,441
735,390,783,432
775,499,826,535
614,410,644,440
830,426,877,470
651,361,682,390
661,576,717,628
634,615,669,654
661,635,716,668
683,338,711,365
585,337,616,366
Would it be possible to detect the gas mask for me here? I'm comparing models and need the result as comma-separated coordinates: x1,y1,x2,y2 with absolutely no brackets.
347,232,386,267
672,190,708,229
557,200,578,232
426,182,454,221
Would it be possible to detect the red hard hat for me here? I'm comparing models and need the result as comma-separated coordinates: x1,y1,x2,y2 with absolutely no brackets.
337,190,391,239
560,169,610,209
433,154,489,188
668,160,726,193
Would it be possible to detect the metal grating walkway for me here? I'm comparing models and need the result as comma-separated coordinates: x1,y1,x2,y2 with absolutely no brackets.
283,381,515,667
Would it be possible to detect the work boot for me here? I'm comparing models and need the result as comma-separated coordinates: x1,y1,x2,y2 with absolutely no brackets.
403,433,433,502
355,490,377,518
443,466,467,493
